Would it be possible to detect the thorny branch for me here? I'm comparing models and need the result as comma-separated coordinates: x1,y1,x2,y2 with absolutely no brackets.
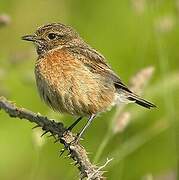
0,66,154,179
0,96,106,180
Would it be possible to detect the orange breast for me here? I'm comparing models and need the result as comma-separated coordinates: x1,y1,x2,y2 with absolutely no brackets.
35,47,115,115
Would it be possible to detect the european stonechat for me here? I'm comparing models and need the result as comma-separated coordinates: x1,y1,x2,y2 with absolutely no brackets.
22,23,156,141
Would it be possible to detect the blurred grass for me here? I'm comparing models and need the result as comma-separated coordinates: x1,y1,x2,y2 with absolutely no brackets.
0,0,178,180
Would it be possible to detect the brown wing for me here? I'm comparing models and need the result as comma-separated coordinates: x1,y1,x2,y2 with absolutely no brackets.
68,46,132,93
68,46,156,109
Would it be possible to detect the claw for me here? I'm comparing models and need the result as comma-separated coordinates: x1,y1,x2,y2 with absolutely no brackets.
69,134,81,145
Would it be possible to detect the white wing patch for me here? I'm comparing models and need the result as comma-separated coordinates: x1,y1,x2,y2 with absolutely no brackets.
114,92,135,105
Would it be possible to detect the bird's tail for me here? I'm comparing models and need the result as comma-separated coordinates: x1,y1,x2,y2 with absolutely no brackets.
127,93,156,109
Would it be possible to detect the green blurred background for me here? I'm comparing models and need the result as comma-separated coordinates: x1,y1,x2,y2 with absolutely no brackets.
0,0,178,180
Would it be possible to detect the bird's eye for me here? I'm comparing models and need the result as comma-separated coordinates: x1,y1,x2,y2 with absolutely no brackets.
48,33,57,40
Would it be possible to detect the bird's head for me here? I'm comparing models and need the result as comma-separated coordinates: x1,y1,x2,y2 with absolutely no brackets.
22,23,81,55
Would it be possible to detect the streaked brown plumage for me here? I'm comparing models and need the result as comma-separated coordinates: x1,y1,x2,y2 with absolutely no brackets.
35,48,115,115
22,23,156,140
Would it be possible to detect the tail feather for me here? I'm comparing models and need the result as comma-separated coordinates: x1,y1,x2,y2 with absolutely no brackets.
127,93,156,109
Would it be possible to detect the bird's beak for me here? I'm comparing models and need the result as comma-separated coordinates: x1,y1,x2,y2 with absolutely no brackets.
21,34,37,42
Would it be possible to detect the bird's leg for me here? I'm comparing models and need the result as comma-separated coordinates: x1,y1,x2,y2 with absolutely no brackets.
67,116,83,131
59,117,83,156
75,114,96,142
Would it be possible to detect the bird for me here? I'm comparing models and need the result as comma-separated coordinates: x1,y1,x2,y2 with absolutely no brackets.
22,23,156,141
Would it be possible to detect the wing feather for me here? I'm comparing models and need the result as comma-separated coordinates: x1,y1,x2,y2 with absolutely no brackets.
68,46,156,109
68,46,132,92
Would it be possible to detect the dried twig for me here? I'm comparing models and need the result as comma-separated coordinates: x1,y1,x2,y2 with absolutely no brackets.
0,96,105,180
87,158,113,180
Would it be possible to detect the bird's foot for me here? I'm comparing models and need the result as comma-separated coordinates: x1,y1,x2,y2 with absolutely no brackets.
68,132,84,146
